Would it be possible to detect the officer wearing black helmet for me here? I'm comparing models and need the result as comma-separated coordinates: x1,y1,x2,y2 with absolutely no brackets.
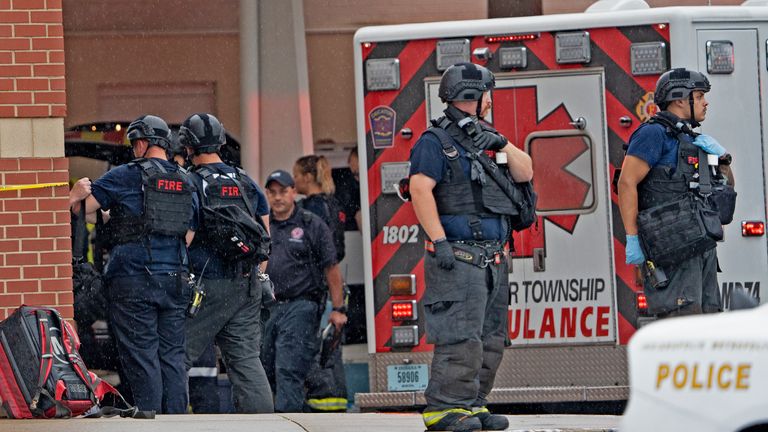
409,63,532,432
179,113,274,413
619,68,729,318
69,114,198,413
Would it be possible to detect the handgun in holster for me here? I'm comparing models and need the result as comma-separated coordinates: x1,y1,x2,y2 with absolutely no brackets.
643,259,669,290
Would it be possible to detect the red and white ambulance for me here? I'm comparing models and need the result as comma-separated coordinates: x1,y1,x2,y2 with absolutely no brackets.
352,2,768,408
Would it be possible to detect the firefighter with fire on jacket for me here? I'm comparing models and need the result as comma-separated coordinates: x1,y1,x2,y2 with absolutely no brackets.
180,113,274,413
408,63,533,432
619,68,731,318
69,114,198,413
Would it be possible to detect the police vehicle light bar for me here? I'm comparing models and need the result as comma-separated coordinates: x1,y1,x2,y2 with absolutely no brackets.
630,42,667,75
485,33,538,44
391,325,419,347
389,274,416,296
365,58,401,91
706,41,734,74
391,300,418,321
742,221,765,237
555,31,591,64
436,39,470,71
499,47,528,70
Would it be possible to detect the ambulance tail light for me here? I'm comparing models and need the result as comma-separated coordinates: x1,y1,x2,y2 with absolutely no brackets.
391,325,419,347
636,292,648,314
391,300,418,321
742,221,765,237
389,274,416,296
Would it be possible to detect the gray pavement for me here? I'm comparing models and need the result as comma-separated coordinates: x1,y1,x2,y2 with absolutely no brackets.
0,413,620,432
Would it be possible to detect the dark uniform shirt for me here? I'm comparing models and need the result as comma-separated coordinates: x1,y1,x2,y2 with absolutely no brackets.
187,162,269,279
409,132,504,241
626,122,680,169
266,207,337,301
91,158,199,279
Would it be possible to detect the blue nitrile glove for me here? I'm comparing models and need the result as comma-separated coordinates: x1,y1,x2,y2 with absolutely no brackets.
625,235,645,265
692,134,727,157
433,238,456,271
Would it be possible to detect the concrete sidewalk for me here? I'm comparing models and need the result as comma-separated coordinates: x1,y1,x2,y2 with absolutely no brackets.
0,413,620,432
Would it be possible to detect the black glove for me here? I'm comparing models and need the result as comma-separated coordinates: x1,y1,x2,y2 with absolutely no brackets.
472,129,508,151
433,238,455,270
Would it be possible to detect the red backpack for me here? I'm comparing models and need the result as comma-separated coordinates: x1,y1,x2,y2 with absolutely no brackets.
0,305,150,419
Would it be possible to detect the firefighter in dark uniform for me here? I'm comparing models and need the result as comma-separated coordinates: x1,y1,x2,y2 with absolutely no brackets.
180,113,274,413
69,114,197,413
261,169,347,413
409,63,533,432
619,68,728,317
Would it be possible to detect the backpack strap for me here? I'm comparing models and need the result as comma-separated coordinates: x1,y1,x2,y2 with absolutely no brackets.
29,309,54,412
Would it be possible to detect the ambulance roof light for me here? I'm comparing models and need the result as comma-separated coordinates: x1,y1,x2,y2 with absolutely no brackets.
365,58,401,91
630,42,667,75
555,31,591,64
436,39,470,71
706,41,735,74
499,47,528,70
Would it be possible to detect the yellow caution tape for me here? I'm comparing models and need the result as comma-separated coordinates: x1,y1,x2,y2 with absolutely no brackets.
0,182,68,192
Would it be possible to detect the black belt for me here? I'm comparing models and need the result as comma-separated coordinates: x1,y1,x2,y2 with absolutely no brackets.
425,240,504,268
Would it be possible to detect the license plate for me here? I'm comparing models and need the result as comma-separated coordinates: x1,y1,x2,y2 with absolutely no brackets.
386,363,429,392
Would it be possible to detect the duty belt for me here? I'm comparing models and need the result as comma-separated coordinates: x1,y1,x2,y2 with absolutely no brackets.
425,240,504,268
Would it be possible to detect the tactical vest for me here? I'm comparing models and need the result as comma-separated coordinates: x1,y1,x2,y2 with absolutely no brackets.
194,165,255,217
110,159,193,244
428,118,520,218
636,118,702,211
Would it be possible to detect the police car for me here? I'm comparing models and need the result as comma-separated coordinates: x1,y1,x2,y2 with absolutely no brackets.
620,304,768,432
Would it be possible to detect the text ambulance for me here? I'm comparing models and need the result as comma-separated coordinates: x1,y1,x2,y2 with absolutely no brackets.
353,3,768,409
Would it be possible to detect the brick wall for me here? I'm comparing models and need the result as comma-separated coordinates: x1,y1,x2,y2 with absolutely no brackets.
0,157,71,319
0,0,70,320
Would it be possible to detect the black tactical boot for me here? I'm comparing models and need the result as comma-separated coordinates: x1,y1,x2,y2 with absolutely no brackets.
424,409,483,432
471,406,509,431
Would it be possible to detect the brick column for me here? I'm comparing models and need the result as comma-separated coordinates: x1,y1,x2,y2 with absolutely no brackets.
0,0,71,320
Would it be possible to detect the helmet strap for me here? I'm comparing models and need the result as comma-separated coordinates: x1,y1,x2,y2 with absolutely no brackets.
688,93,700,128
476,99,483,119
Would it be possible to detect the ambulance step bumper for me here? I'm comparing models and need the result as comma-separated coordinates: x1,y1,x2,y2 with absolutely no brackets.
354,385,629,409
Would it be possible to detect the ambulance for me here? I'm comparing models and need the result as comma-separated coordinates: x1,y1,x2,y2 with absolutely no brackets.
352,1,768,409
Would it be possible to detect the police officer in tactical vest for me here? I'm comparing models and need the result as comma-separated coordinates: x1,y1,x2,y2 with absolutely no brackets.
180,113,274,413
409,63,533,432
69,114,197,413
619,68,730,318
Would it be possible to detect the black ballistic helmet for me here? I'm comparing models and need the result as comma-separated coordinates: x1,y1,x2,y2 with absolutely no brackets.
438,62,495,103
126,115,172,149
179,113,226,154
654,68,711,109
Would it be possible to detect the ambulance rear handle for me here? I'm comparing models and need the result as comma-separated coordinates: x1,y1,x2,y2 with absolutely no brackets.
533,247,545,272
